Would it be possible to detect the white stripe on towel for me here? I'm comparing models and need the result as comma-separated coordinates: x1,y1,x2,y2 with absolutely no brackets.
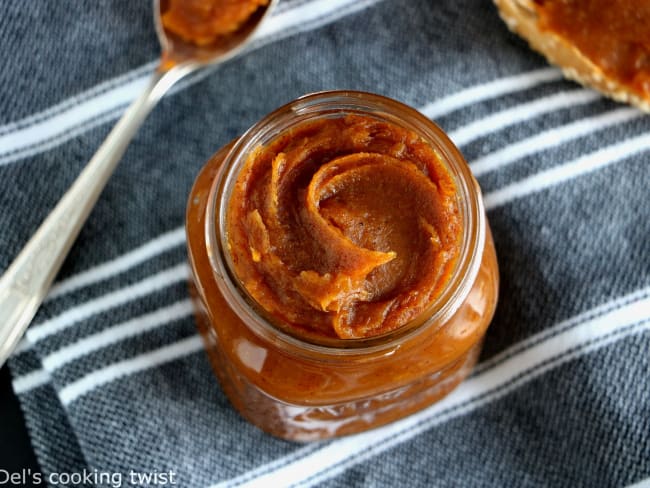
58,335,204,405
449,89,599,147
419,68,562,120
484,131,650,209
471,107,642,176
42,299,194,372
12,369,51,395
25,263,189,346
48,227,186,300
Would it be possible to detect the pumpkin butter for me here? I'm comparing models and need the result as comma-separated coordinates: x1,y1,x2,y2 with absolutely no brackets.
226,115,462,340
186,92,499,440
161,0,270,46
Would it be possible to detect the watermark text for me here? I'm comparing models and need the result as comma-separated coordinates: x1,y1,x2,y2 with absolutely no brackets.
0,469,177,487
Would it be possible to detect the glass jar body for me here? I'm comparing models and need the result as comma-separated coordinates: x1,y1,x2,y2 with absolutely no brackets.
186,92,499,441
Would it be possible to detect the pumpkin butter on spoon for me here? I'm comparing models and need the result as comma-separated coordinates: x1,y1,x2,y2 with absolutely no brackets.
226,115,463,340
162,0,270,46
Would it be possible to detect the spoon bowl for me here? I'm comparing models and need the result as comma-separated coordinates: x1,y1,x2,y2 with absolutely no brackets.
155,0,277,68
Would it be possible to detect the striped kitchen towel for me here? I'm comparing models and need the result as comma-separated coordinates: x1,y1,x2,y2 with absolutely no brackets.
2,0,649,486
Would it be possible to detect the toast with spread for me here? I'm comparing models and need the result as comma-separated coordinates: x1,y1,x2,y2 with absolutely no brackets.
493,0,650,112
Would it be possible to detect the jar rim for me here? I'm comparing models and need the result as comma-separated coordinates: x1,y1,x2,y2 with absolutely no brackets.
204,90,486,357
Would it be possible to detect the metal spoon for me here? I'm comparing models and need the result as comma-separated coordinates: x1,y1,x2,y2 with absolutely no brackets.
0,0,277,367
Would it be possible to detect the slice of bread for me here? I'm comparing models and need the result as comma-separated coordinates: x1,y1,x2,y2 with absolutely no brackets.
493,0,650,113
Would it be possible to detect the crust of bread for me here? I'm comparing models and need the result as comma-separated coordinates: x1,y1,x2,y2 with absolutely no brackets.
493,0,650,113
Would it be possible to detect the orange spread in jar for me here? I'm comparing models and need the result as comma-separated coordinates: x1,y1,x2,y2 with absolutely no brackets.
533,0,650,98
185,91,500,439
226,115,462,340
161,0,270,46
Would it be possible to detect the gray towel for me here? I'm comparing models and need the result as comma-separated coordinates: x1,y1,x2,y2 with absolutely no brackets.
2,0,649,486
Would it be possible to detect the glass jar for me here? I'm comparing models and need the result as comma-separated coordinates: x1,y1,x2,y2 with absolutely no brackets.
186,91,499,441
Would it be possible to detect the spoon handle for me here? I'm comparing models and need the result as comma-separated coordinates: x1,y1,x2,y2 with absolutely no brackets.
0,65,188,367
